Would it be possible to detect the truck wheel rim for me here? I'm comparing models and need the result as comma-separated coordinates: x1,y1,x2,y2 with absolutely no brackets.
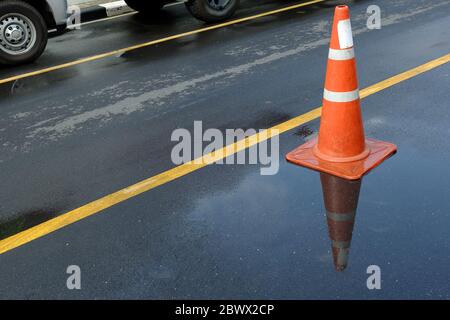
206,0,232,10
0,13,37,56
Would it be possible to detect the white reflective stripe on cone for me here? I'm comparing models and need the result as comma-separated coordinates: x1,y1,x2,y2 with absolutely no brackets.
323,88,359,103
327,211,355,222
328,48,355,61
332,240,351,249
337,19,354,49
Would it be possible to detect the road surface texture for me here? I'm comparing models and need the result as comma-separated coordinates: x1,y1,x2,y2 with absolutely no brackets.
0,0,449,299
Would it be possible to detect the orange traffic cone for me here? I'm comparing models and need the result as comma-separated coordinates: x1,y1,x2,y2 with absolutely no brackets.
320,173,361,271
286,5,397,180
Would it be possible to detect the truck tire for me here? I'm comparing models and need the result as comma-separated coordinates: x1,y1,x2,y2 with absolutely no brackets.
186,0,240,23
0,0,48,65
124,0,167,12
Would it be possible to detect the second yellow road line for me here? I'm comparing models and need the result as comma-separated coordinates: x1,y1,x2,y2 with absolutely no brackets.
1,53,449,255
0,0,325,85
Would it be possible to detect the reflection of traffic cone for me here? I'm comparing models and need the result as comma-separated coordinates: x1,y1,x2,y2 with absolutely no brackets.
320,173,361,271
286,5,397,180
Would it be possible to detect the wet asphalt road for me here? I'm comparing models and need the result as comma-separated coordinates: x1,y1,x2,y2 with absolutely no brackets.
0,0,450,299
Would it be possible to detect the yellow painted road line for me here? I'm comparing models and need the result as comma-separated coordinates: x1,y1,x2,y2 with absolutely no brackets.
0,53,449,255
0,0,325,85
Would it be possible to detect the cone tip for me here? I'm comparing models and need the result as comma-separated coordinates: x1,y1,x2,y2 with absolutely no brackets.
335,264,347,272
336,5,348,10
334,5,350,21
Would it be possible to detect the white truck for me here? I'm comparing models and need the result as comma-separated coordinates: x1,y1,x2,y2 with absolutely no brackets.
0,0,240,65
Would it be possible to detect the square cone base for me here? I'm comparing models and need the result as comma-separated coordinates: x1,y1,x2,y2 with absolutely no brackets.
286,137,397,180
